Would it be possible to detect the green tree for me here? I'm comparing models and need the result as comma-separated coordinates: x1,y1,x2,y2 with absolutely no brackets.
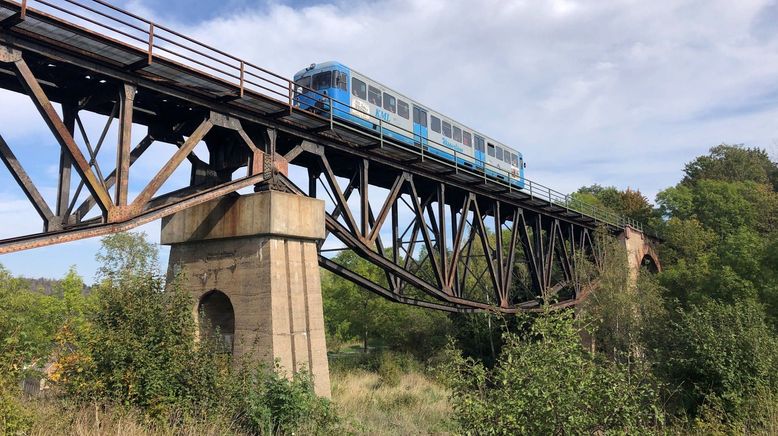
95,232,159,283
322,250,452,360
443,309,663,434
650,300,778,429
682,143,778,189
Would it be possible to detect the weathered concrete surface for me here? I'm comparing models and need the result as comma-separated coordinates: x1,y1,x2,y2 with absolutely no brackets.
619,225,661,285
162,191,331,397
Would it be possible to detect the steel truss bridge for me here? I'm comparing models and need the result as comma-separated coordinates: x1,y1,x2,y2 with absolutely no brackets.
0,0,650,313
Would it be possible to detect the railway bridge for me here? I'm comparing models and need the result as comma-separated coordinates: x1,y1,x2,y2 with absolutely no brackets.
0,0,660,397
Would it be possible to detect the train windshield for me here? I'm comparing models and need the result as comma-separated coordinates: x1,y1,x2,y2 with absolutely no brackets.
294,76,311,91
312,71,332,90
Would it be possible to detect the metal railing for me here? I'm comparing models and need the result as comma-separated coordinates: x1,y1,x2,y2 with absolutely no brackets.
6,0,645,232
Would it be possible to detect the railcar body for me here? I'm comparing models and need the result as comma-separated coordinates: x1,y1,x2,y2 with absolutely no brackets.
293,62,525,188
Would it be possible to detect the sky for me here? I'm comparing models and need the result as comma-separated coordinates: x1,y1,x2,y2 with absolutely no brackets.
1,0,778,282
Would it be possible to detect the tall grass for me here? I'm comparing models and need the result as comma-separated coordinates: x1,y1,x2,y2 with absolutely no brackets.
331,369,454,435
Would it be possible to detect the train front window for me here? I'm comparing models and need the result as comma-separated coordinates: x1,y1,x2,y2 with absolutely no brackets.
312,71,332,90
334,71,347,91
383,92,397,113
511,153,519,166
431,116,441,133
487,143,495,157
453,126,462,142
352,77,367,99
368,86,382,106
475,135,485,152
463,131,472,147
442,121,452,138
397,100,409,119
295,76,311,90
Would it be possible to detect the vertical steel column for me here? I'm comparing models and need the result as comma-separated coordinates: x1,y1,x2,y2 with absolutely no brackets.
115,83,135,207
56,102,76,222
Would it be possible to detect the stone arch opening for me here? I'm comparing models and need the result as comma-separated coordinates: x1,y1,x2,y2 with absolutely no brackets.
198,290,235,353
640,254,660,274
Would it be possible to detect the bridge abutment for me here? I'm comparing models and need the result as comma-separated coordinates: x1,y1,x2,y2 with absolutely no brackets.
619,225,661,285
161,190,331,397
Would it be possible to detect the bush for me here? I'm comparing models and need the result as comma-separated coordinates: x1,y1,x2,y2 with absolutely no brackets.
442,309,663,434
377,353,402,387
0,388,32,435
240,364,339,435
653,299,778,429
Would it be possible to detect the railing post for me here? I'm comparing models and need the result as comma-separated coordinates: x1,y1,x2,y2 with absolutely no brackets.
239,61,245,98
147,22,154,65
287,81,293,113
20,0,27,20
329,95,334,130
379,118,383,149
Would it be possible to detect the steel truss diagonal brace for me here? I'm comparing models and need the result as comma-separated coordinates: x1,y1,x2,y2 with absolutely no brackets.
0,134,55,229
9,51,114,216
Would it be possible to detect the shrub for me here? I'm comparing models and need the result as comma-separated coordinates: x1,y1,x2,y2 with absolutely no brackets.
377,353,402,387
239,363,339,435
652,299,778,429
442,309,663,434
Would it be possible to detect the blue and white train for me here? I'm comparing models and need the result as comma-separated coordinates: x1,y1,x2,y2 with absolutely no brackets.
293,62,525,188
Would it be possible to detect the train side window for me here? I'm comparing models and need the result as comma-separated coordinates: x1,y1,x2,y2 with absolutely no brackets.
430,116,441,133
397,100,409,119
442,121,452,138
511,153,519,166
487,142,495,157
496,147,504,161
312,71,332,90
412,106,428,127
475,135,485,152
334,71,347,91
463,131,472,147
352,77,367,99
383,92,397,113
368,85,382,106
503,151,511,164
453,126,462,142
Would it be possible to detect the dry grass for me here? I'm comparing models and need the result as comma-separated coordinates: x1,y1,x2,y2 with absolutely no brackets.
22,399,245,436
331,369,455,435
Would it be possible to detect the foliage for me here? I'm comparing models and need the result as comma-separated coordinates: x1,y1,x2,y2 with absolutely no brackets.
95,231,159,283
322,250,452,360
682,143,778,189
573,184,660,229
238,363,339,435
442,309,663,434
650,299,778,429
0,264,62,386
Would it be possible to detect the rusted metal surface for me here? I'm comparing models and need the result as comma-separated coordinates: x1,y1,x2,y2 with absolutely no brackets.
0,0,650,312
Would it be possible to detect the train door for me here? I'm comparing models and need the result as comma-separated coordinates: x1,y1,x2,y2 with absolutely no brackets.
412,106,428,148
474,135,486,168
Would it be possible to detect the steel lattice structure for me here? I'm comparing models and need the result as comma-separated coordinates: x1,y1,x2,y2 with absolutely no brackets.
0,0,645,312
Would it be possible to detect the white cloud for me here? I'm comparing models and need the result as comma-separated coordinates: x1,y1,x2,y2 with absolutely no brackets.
4,0,778,278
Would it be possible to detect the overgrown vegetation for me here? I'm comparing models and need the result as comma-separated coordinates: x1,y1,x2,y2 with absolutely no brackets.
1,233,339,435
1,144,777,434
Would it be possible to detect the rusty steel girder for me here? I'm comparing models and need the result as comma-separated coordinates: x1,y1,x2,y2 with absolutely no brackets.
0,0,621,312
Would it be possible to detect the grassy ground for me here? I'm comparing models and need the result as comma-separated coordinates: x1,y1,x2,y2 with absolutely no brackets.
12,361,453,435
332,368,454,435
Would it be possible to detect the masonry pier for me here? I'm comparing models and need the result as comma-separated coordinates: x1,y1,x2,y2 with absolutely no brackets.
161,190,331,397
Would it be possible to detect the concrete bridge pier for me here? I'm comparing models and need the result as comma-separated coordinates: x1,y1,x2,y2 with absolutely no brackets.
161,190,331,397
